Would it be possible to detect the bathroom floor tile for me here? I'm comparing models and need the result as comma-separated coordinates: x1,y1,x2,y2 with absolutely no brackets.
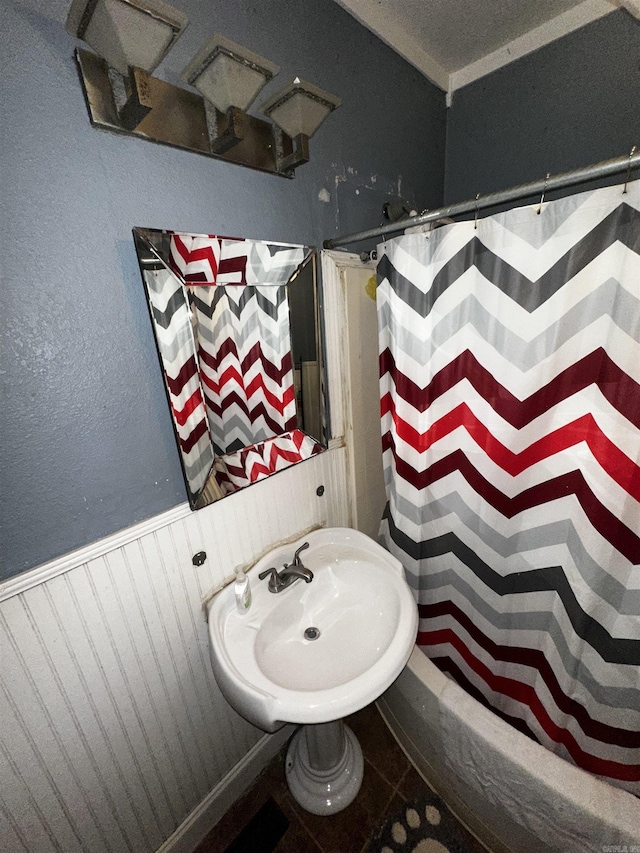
271,808,323,853
346,702,411,788
222,798,288,852
198,703,488,853
287,762,395,853
396,764,428,800
193,754,290,853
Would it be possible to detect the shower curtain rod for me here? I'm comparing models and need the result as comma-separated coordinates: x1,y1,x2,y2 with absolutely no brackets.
323,148,640,250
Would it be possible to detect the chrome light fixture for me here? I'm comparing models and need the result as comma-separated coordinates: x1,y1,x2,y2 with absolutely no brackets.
67,0,340,178
260,78,342,139
181,34,279,113
66,0,188,74
180,34,280,157
260,78,341,173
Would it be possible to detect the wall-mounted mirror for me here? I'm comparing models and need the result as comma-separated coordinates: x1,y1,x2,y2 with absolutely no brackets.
133,227,326,509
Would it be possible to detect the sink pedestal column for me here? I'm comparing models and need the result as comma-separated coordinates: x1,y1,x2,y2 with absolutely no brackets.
285,719,364,815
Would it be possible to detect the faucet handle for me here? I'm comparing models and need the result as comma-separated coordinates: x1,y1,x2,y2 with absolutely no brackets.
259,567,279,582
258,567,283,593
293,541,310,565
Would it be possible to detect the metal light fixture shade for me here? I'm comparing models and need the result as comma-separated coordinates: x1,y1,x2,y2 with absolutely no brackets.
260,79,341,139
181,34,280,113
68,4,326,179
66,0,188,75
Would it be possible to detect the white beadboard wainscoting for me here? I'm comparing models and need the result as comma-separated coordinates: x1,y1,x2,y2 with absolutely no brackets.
0,447,350,853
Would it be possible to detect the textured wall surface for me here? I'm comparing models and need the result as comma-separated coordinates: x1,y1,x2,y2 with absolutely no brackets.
1,0,446,579
444,10,640,205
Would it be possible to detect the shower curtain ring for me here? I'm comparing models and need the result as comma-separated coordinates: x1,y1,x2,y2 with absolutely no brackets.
623,146,636,194
474,194,480,230
537,173,550,215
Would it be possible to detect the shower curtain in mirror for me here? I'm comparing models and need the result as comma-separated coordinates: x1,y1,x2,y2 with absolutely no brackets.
142,264,214,500
169,234,305,455
377,180,640,793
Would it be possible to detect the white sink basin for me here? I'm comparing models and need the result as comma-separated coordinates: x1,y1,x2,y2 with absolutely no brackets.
207,527,418,732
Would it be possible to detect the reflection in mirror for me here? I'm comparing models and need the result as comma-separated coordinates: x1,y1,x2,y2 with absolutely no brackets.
133,228,326,509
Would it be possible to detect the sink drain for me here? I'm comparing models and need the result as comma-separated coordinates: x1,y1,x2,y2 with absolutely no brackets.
304,626,321,641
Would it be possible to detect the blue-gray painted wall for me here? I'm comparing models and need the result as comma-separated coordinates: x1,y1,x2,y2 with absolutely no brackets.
444,10,640,205
1,0,446,578
3,3,639,580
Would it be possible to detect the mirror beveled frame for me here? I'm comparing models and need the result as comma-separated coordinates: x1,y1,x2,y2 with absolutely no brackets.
133,227,327,509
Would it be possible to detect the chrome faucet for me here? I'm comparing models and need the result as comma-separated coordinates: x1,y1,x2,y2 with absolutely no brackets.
259,542,313,593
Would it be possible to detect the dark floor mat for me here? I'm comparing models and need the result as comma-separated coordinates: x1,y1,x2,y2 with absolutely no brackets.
224,797,289,853
366,788,476,853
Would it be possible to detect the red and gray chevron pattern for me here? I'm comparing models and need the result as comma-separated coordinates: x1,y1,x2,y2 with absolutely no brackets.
378,180,640,793
143,266,214,502
170,234,305,456
189,282,297,455
211,429,324,495
139,232,310,502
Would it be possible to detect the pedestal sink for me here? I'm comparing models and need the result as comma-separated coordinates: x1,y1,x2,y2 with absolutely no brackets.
206,527,418,815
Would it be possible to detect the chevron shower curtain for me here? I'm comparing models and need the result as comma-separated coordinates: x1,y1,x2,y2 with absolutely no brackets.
143,265,214,501
168,234,307,455
377,180,640,793
189,284,296,455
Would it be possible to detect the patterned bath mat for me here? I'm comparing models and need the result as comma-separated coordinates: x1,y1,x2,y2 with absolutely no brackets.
366,789,477,853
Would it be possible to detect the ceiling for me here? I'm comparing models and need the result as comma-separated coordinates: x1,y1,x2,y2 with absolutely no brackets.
332,0,639,101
